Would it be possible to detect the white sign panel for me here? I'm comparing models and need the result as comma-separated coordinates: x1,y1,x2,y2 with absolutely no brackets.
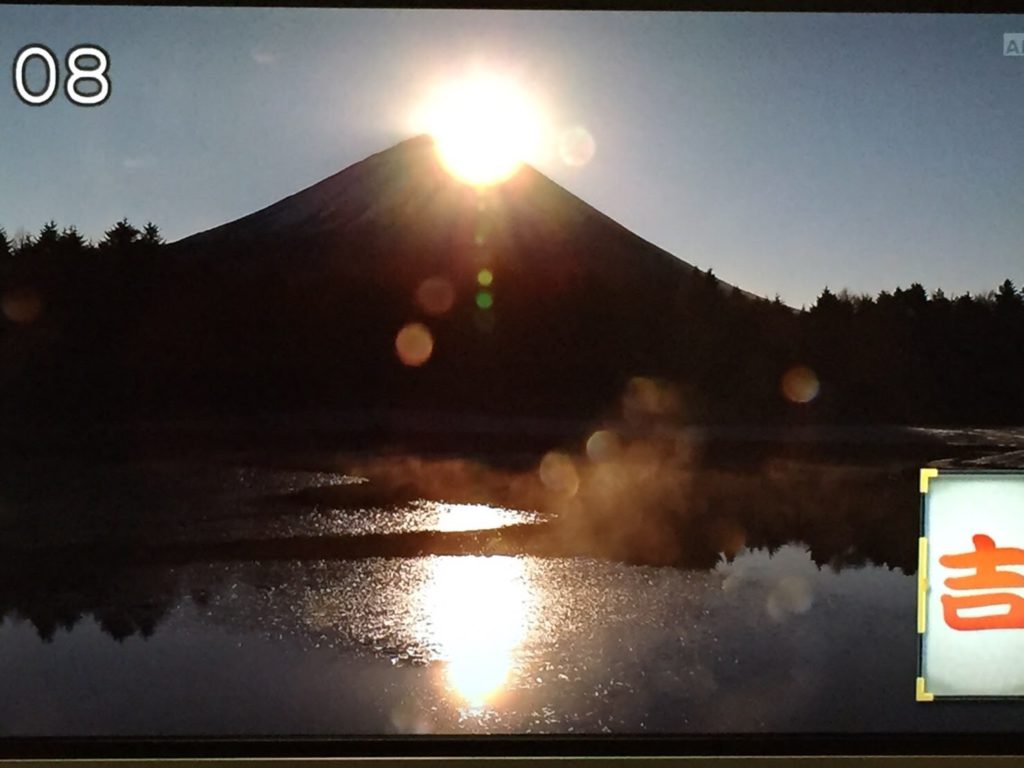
919,470,1024,699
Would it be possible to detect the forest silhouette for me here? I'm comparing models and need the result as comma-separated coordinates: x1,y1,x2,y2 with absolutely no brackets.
0,220,1017,644
1,219,1022,430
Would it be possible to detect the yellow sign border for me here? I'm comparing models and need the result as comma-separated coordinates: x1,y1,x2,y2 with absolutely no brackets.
917,536,928,635
919,468,939,494
916,676,934,703
916,469,937,701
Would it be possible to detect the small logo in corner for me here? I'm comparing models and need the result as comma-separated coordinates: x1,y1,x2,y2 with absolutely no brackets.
1005,33,1024,56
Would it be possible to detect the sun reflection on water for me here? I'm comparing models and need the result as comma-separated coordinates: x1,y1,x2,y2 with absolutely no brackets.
415,555,535,710
429,502,526,532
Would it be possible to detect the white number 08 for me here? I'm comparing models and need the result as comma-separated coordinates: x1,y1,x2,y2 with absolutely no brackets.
13,44,110,106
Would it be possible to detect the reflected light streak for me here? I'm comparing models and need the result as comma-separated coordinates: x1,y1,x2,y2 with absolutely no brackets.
415,556,535,710
430,502,524,532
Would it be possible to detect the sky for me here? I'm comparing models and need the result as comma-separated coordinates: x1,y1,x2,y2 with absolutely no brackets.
0,7,1022,307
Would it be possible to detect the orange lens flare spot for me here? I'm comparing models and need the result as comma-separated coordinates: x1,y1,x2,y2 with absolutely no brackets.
1,288,43,325
586,429,620,463
623,376,680,421
416,277,455,316
395,322,434,367
781,365,820,404
539,451,579,497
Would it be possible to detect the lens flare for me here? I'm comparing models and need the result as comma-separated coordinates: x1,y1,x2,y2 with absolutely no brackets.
474,218,494,246
416,277,455,316
781,365,820,404
539,451,579,497
558,125,596,168
1,288,42,325
623,376,681,421
766,575,814,622
395,323,434,367
474,311,496,333
586,430,621,463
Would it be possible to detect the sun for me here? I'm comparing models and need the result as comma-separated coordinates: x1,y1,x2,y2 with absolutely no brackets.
415,72,545,187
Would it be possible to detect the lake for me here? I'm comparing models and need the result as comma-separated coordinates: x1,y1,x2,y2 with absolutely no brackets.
1,432,1023,736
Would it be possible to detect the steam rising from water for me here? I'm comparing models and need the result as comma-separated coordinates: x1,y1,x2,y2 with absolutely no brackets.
343,377,703,565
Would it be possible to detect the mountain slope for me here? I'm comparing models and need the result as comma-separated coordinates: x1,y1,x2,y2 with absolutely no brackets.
39,136,794,428
174,135,717,291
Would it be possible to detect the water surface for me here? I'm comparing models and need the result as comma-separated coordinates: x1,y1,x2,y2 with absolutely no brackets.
1,448,1022,735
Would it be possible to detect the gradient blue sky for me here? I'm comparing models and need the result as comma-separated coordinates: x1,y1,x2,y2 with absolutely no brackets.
0,7,1022,306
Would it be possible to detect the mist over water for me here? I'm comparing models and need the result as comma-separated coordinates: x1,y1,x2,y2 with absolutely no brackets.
0,8,1022,745
2,422,1024,736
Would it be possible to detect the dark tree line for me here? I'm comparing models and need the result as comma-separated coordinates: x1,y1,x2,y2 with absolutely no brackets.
0,219,162,308
0,219,1022,427
1,219,161,254
0,220,165,416
798,280,1024,424
641,266,1024,426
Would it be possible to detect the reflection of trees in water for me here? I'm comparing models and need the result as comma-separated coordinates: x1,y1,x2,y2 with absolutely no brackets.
296,432,928,574
667,463,916,573
686,461,919,574
0,453,922,644
0,562,179,642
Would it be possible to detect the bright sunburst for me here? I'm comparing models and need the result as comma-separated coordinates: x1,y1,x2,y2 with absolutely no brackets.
414,71,544,187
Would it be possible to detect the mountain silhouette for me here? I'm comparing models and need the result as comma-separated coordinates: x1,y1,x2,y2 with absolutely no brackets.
9,135,795,432
175,135,714,285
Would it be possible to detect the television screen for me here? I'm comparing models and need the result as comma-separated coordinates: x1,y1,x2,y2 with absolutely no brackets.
1,3,1023,757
